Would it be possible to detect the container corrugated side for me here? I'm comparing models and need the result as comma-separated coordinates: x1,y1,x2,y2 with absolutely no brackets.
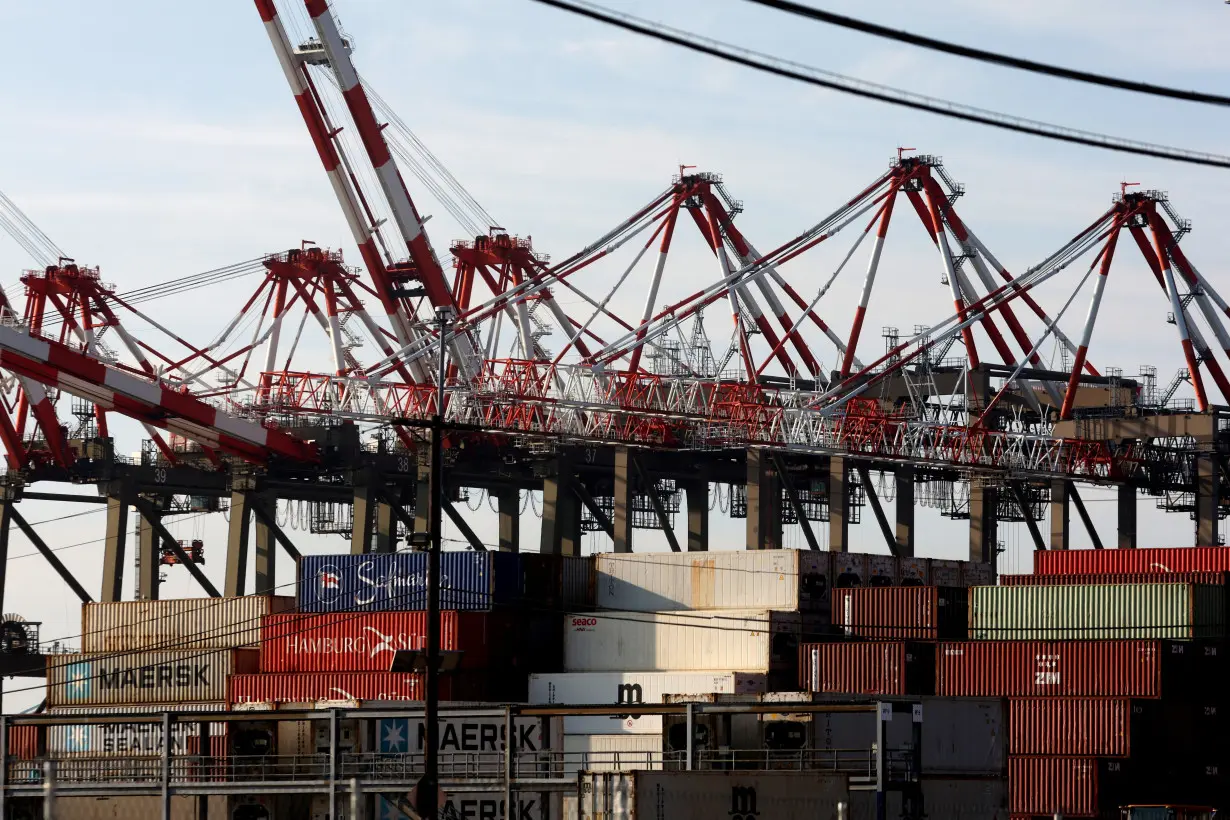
969,583,1225,640
595,550,830,612
564,734,664,775
1008,698,1129,756
528,671,766,735
577,770,849,820
227,672,488,704
1001,571,1229,587
1006,757,1146,818
803,641,935,696
522,554,595,610
297,552,522,612
46,704,226,758
259,611,499,672
47,649,258,707
81,596,293,652
834,586,967,640
1034,546,1230,575
7,725,36,760
936,641,1169,697
563,610,808,675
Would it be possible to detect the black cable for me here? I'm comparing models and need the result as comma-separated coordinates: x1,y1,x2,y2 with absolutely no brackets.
743,0,1230,107
527,0,1230,169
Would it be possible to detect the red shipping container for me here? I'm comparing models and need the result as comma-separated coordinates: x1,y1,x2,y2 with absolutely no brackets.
802,641,935,695
1008,698,1130,756
1002,571,1229,586
7,725,36,760
227,672,486,705
260,611,494,673
833,586,967,641
936,640,1200,698
1009,757,1098,817
1034,546,1230,576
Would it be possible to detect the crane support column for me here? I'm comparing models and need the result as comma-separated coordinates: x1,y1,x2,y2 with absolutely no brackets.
101,483,130,602
613,447,634,553
226,487,254,597
497,489,520,553
969,481,998,565
745,450,781,550
1049,480,1070,551
541,455,582,556
374,492,396,554
414,455,433,541
1196,453,1221,546
829,456,849,552
683,479,709,552
1118,485,1137,549
895,467,915,557
351,474,376,555
137,501,162,601
253,507,275,595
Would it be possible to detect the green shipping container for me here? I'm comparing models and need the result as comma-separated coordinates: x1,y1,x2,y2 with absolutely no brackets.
969,583,1225,640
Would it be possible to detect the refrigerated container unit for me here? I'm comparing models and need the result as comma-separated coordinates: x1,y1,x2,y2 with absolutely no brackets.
802,641,935,696
929,560,963,587
81,596,294,652
834,586,968,641
577,770,850,820
297,552,523,612
47,649,258,707
866,555,898,586
968,583,1225,640
563,734,664,775
898,557,929,586
594,550,832,613
528,670,767,734
832,554,869,588
1034,545,1230,575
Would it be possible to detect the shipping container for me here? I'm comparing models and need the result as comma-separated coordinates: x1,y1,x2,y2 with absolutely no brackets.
577,770,849,820
594,550,831,612
832,554,869,588
563,610,815,683
227,672,485,704
81,596,294,652
46,704,226,758
48,796,229,820
935,640,1219,697
1006,757,1165,818
963,563,996,586
803,641,935,696
1035,545,1230,575
969,583,1225,640
528,671,767,735
834,586,968,641
866,555,898,586
929,560,963,587
523,554,595,610
850,778,1008,820
898,557,929,586
1002,571,1229,587
7,724,36,760
47,649,258,707
297,552,523,612
377,793,548,820
564,734,664,773
1008,697,1227,760
377,713,547,756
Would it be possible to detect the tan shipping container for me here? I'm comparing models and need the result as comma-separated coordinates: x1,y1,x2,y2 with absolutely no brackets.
82,596,293,652
47,649,258,707
48,796,228,820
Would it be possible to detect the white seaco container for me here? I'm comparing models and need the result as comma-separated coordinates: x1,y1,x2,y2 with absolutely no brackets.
529,671,767,734
82,596,294,652
595,551,831,612
564,610,809,679
578,770,849,820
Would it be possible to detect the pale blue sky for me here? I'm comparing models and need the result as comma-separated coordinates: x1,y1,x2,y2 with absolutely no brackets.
0,0,1226,708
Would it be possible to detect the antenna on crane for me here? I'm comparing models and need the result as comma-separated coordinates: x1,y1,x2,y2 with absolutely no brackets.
897,146,916,161
1120,180,1141,197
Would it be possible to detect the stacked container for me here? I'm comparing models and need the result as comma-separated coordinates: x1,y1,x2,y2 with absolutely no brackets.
995,547,1230,816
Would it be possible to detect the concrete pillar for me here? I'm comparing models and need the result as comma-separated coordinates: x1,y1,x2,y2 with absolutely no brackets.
137,503,161,601
351,479,376,555
414,453,433,540
1117,484,1137,549
497,489,520,553
253,513,275,595
1049,480,1070,551
374,495,396,554
541,455,582,556
828,456,848,553
613,447,634,553
745,450,781,550
684,480,709,552
894,467,914,557
969,481,998,566
225,490,252,597
101,489,129,602
1196,453,1221,546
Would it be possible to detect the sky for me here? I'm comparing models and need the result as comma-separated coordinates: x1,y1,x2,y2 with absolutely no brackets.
0,0,1227,710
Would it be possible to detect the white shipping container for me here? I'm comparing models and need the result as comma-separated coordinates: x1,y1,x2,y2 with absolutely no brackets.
595,550,831,612
564,610,805,673
46,704,226,758
529,671,767,734
564,734,664,776
578,770,849,820
47,649,258,707
82,596,294,652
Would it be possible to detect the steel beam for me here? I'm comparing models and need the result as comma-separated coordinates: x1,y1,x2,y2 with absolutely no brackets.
1048,479,1070,551
683,479,709,552
101,486,129,603
9,508,92,603
745,449,781,550
443,500,487,551
0,504,10,642
1196,453,1221,546
857,465,898,557
895,467,915,557
225,491,252,597
771,453,818,552
612,447,633,553
828,456,849,553
1068,483,1104,551
572,483,612,541
1011,484,1047,552
968,482,998,565
251,501,303,563
132,498,221,598
1117,485,1137,549
497,488,521,552
631,453,681,553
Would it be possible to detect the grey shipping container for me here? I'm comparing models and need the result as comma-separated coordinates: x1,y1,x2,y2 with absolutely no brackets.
82,596,294,652
47,649,258,707
577,770,849,820
849,777,1007,819
969,583,1226,640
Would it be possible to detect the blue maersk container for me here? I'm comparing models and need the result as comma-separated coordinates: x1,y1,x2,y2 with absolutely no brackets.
297,552,524,612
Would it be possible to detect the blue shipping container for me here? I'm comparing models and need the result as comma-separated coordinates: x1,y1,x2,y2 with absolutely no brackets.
297,552,523,612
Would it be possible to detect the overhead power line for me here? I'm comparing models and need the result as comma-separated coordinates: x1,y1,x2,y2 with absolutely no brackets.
527,0,1230,169
742,0,1230,107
